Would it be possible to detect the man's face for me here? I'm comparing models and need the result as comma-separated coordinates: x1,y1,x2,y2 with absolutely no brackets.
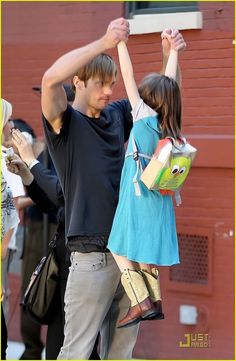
82,76,117,113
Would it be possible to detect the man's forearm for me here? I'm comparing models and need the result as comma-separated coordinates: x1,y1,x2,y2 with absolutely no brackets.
43,37,109,86
160,54,168,75
43,18,129,87
175,64,182,88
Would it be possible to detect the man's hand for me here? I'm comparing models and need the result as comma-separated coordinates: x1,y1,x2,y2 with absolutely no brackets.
161,29,186,58
11,129,35,166
103,17,130,49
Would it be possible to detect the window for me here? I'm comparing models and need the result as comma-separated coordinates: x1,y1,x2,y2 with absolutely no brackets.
126,1,202,35
126,1,199,17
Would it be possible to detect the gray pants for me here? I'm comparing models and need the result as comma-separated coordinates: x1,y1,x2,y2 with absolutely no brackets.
58,252,139,360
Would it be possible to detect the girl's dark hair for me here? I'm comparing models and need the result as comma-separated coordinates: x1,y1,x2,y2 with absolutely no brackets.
138,73,182,139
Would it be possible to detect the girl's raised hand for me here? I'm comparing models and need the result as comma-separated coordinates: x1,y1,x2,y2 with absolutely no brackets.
161,29,186,54
11,128,35,165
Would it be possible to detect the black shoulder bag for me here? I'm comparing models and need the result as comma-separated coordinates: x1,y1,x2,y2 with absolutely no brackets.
21,235,59,325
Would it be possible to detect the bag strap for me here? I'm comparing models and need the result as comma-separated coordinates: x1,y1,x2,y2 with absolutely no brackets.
166,136,186,151
48,233,57,251
174,190,182,206
130,135,155,196
131,135,142,196
48,217,62,251
125,135,147,196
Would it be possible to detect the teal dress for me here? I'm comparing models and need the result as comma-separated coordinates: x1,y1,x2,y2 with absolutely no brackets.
107,101,179,266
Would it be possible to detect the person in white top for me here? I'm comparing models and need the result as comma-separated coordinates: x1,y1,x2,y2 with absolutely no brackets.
1,99,25,324
1,98,21,359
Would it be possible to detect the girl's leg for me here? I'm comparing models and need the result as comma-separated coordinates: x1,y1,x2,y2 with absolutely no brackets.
111,253,156,328
138,265,164,320
137,263,152,273
111,252,139,272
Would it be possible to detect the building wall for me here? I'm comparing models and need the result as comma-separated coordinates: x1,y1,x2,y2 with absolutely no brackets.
2,1,234,359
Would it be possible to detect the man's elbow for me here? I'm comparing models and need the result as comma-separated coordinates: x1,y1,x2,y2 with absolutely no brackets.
42,69,58,90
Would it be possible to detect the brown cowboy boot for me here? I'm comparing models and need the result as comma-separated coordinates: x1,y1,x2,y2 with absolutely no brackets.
140,268,164,320
117,269,156,328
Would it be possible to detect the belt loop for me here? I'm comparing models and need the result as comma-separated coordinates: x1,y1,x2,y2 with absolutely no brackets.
103,253,107,265
70,252,74,263
71,251,77,262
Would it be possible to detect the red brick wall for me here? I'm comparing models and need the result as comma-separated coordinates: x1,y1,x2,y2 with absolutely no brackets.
2,1,234,359
2,1,125,135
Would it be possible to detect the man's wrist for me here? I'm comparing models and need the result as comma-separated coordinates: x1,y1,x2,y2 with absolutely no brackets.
162,52,169,62
99,35,111,52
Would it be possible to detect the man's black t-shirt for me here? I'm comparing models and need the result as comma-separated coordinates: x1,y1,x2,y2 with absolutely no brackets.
43,99,132,251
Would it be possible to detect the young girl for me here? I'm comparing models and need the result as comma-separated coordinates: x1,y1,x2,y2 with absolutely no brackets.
107,33,185,328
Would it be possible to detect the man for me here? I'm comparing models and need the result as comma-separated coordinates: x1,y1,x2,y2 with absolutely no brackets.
41,17,185,359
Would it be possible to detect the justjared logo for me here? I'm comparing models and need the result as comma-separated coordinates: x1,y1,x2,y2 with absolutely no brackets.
179,333,211,348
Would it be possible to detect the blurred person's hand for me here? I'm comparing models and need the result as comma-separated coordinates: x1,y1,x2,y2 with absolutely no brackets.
11,128,36,166
6,153,34,186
